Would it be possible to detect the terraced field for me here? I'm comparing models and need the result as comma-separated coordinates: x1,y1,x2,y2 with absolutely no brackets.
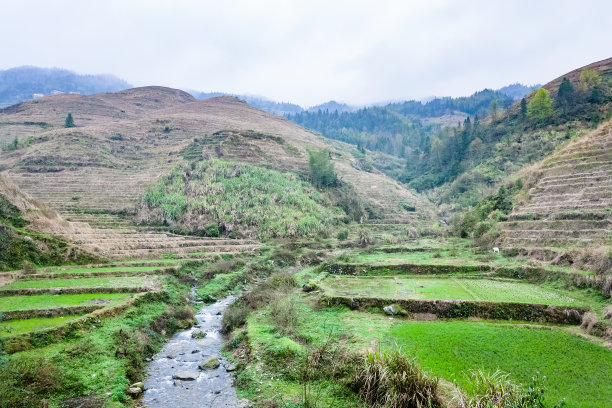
0,261,171,346
500,123,612,250
320,276,583,306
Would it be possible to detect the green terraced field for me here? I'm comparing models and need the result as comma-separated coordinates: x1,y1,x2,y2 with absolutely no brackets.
388,320,612,408
0,293,133,311
320,276,584,306
41,265,165,274
0,315,83,337
0,276,152,290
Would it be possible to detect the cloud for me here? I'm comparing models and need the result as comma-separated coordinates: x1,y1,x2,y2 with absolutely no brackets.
2,0,611,106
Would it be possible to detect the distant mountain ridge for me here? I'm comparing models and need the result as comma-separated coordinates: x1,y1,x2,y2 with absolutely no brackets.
0,66,132,108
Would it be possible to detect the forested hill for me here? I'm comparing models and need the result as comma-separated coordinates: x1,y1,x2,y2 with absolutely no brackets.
285,88,515,158
0,66,131,108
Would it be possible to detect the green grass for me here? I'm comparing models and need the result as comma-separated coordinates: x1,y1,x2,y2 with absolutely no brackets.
0,315,83,337
1,276,151,290
40,265,164,273
388,320,612,408
319,276,585,306
0,293,133,311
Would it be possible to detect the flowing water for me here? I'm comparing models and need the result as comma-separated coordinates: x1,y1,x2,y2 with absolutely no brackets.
142,296,246,407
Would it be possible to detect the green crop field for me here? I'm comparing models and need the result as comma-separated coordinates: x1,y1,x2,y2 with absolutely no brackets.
0,293,134,311
0,315,83,337
41,265,165,274
388,320,612,408
1,276,152,290
319,276,585,306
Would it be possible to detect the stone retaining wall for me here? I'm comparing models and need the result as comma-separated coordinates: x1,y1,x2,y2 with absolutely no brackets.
323,295,586,325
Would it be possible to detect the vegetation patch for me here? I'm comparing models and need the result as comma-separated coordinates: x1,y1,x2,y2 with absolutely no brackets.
138,159,341,239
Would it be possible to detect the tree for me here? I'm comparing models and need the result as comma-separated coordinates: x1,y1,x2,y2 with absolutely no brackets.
527,89,553,122
520,98,527,119
556,77,574,113
64,113,75,128
490,99,498,119
308,148,336,188
578,68,602,92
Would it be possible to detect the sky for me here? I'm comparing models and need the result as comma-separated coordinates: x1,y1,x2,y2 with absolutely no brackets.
2,0,612,107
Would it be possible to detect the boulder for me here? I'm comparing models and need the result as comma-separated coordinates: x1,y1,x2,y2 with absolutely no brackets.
302,283,314,292
127,387,142,397
172,370,200,381
199,356,220,370
192,330,207,339
383,304,406,316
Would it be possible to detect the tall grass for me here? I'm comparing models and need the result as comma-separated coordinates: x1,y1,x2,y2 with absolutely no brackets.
140,159,340,239
454,369,563,408
353,349,440,408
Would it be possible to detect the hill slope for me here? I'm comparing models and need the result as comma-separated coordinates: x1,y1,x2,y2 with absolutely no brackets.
0,86,435,234
498,120,612,262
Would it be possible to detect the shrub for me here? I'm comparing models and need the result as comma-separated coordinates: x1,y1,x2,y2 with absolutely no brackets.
204,223,220,237
580,312,598,333
269,295,299,336
454,369,562,408
358,229,373,247
337,229,348,241
353,349,440,408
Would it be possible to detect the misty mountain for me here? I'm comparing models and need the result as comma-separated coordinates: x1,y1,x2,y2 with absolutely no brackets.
496,82,540,100
307,100,359,113
190,91,303,115
0,66,131,108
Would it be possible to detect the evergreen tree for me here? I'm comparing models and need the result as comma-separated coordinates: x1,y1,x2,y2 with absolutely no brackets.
520,98,527,119
556,77,574,114
527,89,553,122
64,113,75,128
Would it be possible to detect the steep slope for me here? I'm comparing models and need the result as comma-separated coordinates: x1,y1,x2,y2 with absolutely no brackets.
0,87,436,239
0,175,94,270
498,120,612,259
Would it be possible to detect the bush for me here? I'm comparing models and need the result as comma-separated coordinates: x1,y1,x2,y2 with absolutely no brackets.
353,349,440,408
337,230,349,241
308,148,337,188
358,229,373,247
205,223,220,237
455,369,562,408
269,295,299,336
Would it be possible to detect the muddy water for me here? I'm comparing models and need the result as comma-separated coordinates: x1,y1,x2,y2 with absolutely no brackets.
142,296,246,407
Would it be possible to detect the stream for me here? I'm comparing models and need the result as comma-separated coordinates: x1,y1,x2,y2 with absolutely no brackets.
142,295,248,407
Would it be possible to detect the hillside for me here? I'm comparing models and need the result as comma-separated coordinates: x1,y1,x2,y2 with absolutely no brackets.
497,120,612,270
0,175,93,270
0,66,131,108
0,86,436,234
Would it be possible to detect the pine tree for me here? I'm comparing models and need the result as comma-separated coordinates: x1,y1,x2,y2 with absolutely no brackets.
520,98,527,119
65,113,75,128
556,78,574,115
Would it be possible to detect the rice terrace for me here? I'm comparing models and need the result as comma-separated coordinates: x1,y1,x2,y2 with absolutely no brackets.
1,2,612,408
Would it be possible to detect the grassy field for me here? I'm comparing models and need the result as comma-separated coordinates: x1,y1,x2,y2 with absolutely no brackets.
41,265,166,273
240,286,612,408
0,293,134,311
0,315,83,337
388,320,612,408
0,276,151,290
319,275,585,306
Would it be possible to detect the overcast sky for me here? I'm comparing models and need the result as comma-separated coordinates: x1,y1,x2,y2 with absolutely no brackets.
2,0,611,106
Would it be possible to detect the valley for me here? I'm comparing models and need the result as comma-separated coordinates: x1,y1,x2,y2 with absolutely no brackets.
0,58,610,408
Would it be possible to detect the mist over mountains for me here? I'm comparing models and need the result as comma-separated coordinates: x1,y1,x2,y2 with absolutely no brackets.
0,66,539,115
0,66,131,108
